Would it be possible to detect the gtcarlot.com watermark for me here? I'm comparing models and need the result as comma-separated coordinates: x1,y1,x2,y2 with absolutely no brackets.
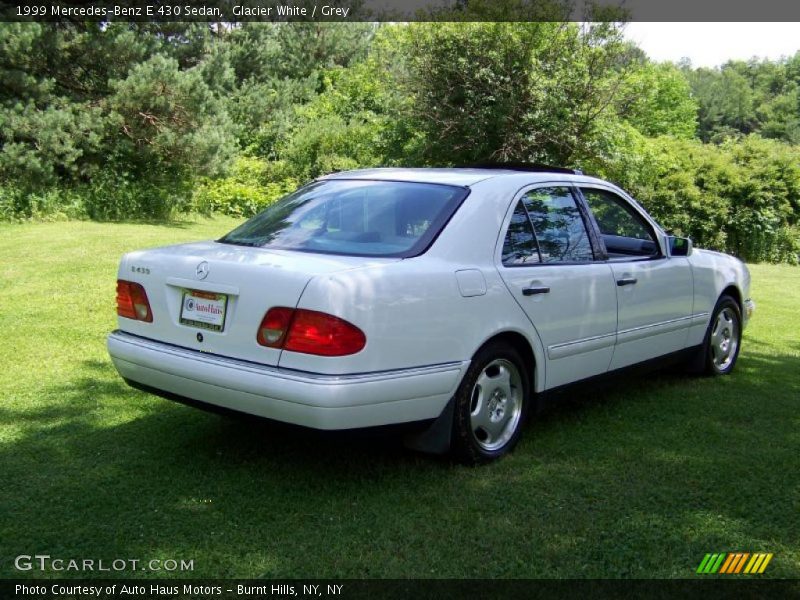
14,554,194,573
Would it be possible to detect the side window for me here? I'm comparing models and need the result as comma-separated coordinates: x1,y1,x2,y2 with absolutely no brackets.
581,188,659,258
502,201,540,266
522,187,594,263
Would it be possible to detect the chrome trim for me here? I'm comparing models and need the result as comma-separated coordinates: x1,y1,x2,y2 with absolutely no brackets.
547,332,616,360
616,314,699,344
165,277,239,295
109,331,468,384
547,313,709,359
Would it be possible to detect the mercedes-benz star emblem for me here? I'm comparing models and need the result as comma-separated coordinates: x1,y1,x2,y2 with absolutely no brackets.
196,261,209,280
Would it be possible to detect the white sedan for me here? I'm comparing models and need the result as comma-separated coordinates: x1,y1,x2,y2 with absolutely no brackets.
107,167,754,463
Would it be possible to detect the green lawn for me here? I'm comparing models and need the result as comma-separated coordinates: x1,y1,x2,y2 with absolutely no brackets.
1,219,798,579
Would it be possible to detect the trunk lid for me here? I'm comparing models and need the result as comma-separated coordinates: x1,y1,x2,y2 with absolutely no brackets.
117,241,396,365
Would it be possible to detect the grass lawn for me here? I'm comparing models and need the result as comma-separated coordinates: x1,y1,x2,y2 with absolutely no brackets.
1,218,798,579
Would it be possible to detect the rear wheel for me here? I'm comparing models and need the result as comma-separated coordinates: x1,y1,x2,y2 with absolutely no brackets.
689,295,742,376
451,341,530,465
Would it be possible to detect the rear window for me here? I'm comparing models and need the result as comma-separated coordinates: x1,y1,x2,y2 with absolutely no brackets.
218,179,469,257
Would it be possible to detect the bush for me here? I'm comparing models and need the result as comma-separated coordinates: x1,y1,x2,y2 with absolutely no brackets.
605,134,800,263
0,184,86,221
276,114,382,180
193,157,298,217
82,174,194,222
0,176,194,222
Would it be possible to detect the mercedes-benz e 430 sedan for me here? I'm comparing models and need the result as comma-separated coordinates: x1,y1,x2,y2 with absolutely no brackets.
108,166,754,463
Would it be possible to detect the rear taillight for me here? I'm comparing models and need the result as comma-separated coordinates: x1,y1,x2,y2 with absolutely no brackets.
257,307,294,348
257,308,365,356
116,280,153,322
285,309,367,356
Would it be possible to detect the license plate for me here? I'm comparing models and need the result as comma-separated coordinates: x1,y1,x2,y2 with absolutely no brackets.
180,290,228,332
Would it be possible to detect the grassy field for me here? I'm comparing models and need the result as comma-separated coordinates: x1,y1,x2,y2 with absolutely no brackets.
1,218,798,579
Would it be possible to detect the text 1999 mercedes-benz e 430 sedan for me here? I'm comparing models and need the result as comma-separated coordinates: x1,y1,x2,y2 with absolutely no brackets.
108,166,754,463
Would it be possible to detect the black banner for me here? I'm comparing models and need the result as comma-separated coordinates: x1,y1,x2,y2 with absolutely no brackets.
3,0,800,22
3,579,800,600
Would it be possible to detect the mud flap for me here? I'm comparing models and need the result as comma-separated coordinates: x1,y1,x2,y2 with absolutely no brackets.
402,397,454,454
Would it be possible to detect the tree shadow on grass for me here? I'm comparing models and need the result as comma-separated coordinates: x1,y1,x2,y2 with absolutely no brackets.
1,349,798,579
97,214,241,230
91,218,195,230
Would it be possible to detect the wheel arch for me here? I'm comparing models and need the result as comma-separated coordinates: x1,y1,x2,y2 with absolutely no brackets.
720,284,743,311
473,329,544,394
699,285,744,376
403,329,544,457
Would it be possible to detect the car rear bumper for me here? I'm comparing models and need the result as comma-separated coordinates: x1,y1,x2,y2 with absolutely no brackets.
107,331,468,430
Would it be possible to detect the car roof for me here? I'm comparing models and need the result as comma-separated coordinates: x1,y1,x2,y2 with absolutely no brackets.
321,167,608,187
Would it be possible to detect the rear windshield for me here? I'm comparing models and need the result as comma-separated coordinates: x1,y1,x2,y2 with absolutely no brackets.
218,179,469,257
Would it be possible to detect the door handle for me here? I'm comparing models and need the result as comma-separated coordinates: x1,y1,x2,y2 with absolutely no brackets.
522,286,550,296
616,277,638,286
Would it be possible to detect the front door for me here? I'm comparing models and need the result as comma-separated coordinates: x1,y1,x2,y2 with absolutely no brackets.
578,186,694,370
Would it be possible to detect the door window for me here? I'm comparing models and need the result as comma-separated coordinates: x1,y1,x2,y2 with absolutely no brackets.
521,187,594,263
501,200,540,266
581,188,659,259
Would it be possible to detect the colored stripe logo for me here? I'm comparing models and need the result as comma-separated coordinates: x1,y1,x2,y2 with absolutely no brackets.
696,552,773,574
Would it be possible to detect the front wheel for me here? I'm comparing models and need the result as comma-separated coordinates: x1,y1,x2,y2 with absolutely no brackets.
451,342,530,465
690,295,742,376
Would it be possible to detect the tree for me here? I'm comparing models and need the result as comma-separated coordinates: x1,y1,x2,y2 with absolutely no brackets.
686,53,800,143
106,54,236,180
212,22,375,148
398,21,638,166
689,66,756,141
0,22,240,217
618,62,698,138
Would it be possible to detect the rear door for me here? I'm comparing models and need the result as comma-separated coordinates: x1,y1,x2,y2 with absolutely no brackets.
497,184,617,389
578,186,694,369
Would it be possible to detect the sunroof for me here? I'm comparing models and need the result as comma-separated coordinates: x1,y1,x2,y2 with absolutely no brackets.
463,161,583,175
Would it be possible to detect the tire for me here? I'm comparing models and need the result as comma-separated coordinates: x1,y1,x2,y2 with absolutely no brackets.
688,295,742,376
451,341,531,465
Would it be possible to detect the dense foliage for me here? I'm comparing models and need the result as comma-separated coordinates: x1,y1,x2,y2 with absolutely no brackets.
613,135,800,264
0,19,798,262
686,55,800,144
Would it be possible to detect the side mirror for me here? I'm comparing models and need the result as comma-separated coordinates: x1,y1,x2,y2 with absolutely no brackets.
668,235,693,257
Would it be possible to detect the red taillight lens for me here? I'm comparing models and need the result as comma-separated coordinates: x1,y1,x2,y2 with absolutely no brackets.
256,308,366,356
286,309,366,356
116,280,153,322
257,307,294,347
